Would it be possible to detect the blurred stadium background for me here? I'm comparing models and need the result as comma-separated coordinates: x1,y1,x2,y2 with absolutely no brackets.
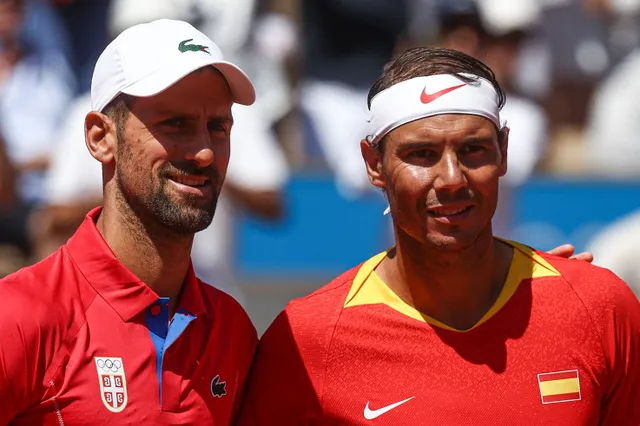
0,0,639,334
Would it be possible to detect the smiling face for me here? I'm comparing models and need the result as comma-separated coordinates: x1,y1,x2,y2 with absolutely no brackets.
110,67,233,235
363,114,508,251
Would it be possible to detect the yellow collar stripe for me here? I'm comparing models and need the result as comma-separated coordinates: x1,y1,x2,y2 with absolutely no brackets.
344,240,560,332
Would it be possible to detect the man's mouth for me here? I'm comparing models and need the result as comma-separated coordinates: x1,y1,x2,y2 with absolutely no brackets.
169,175,209,187
428,206,470,216
426,204,474,222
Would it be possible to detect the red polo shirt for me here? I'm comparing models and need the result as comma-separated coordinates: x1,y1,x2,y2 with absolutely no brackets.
0,208,257,425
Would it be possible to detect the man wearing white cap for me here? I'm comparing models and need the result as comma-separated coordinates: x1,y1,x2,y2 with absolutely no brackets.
238,47,640,424
0,19,257,425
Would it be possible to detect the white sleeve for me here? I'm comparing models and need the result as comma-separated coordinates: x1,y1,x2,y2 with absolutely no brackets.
226,104,289,191
45,95,103,205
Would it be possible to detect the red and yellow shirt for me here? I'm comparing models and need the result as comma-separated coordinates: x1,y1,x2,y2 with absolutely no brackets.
0,208,257,425
239,240,640,425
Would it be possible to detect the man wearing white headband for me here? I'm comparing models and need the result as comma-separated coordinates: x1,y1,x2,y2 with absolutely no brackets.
239,47,639,424
0,19,257,424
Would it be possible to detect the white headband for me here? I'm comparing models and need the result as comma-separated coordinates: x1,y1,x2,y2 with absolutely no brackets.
365,74,501,145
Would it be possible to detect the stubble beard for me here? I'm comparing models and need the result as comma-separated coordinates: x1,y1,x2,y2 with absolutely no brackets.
116,169,218,236
114,143,218,236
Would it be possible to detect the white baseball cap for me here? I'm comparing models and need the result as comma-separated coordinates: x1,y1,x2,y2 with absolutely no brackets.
91,19,256,112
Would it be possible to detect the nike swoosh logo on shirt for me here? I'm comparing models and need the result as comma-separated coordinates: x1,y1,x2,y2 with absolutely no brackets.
363,396,415,420
420,83,466,104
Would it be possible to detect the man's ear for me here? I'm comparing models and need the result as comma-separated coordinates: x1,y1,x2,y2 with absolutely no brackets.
361,139,385,190
85,111,118,165
498,126,509,177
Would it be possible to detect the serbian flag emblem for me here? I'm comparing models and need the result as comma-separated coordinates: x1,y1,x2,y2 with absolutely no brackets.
537,370,581,404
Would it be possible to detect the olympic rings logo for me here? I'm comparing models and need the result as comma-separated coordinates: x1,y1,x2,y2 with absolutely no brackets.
97,359,122,373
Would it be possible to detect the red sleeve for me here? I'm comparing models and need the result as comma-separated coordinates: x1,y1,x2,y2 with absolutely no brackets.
0,318,30,425
236,310,324,425
0,281,49,425
562,262,640,424
594,271,640,424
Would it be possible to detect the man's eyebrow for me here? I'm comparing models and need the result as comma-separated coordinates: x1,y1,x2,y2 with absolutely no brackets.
395,140,439,151
393,134,495,151
153,110,233,123
208,116,234,126
460,135,495,144
152,109,188,116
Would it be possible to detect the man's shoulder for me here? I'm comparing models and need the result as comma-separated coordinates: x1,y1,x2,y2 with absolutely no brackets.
197,279,249,314
283,264,362,319
257,264,363,369
1,248,72,308
197,280,257,337
0,248,93,352
261,263,363,348
529,247,638,314
533,247,625,284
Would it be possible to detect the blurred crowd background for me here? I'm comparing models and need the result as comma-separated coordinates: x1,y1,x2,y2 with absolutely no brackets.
0,0,639,333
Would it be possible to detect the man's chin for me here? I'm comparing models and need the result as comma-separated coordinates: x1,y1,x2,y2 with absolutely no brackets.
155,204,216,235
165,216,214,235
425,232,478,252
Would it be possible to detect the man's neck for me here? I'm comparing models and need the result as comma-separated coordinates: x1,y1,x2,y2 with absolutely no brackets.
378,228,514,331
96,203,193,314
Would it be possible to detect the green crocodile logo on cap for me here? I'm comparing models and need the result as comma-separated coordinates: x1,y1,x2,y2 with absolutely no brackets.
179,39,210,54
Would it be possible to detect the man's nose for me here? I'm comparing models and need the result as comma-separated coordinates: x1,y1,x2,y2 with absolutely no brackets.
184,129,214,168
432,152,466,192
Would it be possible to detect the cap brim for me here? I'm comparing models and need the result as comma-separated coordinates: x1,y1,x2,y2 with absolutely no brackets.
122,57,256,106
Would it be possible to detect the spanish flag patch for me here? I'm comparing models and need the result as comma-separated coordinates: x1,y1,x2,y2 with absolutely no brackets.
537,370,581,404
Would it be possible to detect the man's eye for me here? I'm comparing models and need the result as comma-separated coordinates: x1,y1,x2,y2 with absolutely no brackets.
162,118,187,127
411,149,435,159
464,145,486,154
208,122,227,133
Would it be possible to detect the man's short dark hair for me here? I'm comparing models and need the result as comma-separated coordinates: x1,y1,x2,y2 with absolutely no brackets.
368,47,506,109
102,94,136,141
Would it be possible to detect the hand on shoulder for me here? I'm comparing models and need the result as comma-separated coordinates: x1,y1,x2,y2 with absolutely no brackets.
547,244,594,263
